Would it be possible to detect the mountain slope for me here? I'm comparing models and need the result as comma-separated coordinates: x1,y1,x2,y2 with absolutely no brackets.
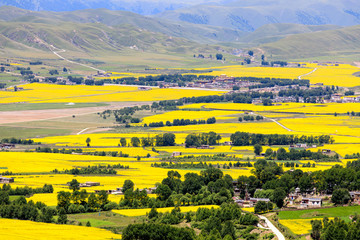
157,0,360,31
0,0,193,14
261,25,360,60
238,23,341,44
0,20,222,55
0,6,245,43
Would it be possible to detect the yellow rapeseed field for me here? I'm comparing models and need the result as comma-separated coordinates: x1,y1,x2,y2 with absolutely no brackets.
0,83,225,104
155,122,292,134
195,65,310,79
37,133,191,146
141,110,241,124
112,205,219,217
279,218,334,235
0,218,121,240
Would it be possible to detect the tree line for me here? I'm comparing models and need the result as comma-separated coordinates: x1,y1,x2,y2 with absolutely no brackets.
185,132,222,147
124,203,259,240
1,138,37,145
152,161,253,170
119,168,235,209
231,132,333,146
311,216,360,240
262,147,339,161
1,184,53,196
146,117,216,128
51,164,129,175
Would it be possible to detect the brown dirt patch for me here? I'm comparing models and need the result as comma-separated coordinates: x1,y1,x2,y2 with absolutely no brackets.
0,102,146,124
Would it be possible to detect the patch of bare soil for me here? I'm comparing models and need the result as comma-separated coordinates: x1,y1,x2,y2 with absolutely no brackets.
0,102,146,124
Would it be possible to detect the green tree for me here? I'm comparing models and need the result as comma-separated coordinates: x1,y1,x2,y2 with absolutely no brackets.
221,221,235,239
86,137,91,147
131,137,140,147
0,191,10,205
148,208,158,219
155,184,172,201
68,179,80,191
120,138,127,147
254,201,268,214
57,208,68,224
216,53,223,60
271,188,286,208
57,191,71,210
331,188,351,205
122,180,135,193
311,219,322,240
254,144,263,155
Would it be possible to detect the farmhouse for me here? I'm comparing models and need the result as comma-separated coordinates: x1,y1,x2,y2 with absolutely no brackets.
350,191,360,204
300,198,322,208
249,198,270,207
138,86,152,91
171,152,182,157
0,176,14,183
80,181,100,187
1,143,15,149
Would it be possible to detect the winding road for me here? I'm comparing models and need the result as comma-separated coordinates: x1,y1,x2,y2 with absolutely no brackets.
258,215,285,240
52,48,105,73
298,68,317,80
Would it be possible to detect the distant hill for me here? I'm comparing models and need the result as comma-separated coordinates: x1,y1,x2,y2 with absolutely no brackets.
0,20,223,56
238,23,341,44
158,0,360,31
261,25,360,60
0,0,221,14
0,6,245,43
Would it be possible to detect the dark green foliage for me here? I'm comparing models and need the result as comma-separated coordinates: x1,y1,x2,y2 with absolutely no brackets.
311,219,322,240
331,188,351,205
123,180,135,193
1,184,53,196
231,132,333,146
1,138,36,145
316,217,360,240
271,188,286,208
254,144,262,155
185,132,221,147
122,223,196,240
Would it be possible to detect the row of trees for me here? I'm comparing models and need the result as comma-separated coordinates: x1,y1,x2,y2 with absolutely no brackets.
260,147,339,161
235,159,360,203
311,217,360,240
128,133,176,147
51,164,129,175
57,187,116,214
119,168,235,209
1,184,53,196
147,117,216,128
1,138,36,145
231,132,333,146
239,115,263,122
185,132,222,147
0,192,66,224
152,161,253,170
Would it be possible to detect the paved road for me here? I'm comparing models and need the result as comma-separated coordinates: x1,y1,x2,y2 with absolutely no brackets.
258,215,285,240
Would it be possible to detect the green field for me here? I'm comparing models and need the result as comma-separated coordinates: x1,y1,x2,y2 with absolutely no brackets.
279,205,360,220
68,211,143,229
0,103,108,111
0,126,72,139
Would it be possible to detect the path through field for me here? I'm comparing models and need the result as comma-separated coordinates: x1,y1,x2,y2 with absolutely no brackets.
298,68,317,80
258,215,285,240
52,48,105,73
